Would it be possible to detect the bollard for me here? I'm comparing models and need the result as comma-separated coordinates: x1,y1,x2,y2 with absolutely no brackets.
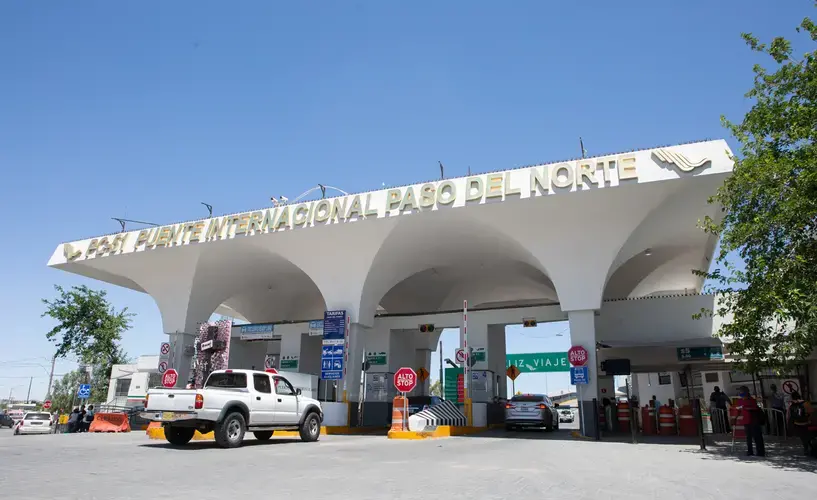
693,399,706,450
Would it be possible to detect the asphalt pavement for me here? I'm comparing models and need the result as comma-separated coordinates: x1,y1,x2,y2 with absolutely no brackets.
1,427,814,500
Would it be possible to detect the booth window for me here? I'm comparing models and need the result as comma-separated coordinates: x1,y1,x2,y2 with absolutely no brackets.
658,373,672,385
705,372,719,383
114,378,130,397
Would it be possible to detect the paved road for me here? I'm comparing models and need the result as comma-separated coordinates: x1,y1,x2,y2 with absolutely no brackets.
1,428,814,500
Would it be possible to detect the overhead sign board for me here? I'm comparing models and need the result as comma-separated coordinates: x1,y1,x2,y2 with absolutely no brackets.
280,355,299,370
320,310,346,380
570,366,589,385
676,346,723,362
238,323,279,341
506,352,569,373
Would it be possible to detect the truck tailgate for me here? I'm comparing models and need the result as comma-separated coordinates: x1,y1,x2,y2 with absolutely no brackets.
146,389,197,412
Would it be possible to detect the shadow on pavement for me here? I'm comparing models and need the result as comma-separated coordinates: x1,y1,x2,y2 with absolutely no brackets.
681,439,817,473
462,428,704,445
140,438,301,451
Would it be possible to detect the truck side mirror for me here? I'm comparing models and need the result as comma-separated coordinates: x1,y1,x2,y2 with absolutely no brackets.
296,388,302,396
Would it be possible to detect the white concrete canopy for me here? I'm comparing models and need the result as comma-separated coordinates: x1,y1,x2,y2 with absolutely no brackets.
48,139,732,328
48,140,734,434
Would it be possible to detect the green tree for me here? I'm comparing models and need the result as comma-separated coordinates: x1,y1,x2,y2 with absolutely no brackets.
429,379,442,397
699,9,817,372
42,285,132,398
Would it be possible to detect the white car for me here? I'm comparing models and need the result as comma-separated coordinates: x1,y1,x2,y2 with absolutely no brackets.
142,369,323,448
13,412,53,435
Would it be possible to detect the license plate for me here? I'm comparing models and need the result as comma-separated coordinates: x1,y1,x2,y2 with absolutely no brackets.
162,412,175,421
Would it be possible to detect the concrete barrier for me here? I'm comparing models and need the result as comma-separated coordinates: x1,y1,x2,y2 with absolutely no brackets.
89,413,131,433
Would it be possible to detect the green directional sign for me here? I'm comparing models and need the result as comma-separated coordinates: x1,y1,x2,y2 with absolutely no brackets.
506,352,569,373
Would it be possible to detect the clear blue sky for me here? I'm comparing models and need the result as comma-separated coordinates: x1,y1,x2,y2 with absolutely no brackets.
0,1,807,400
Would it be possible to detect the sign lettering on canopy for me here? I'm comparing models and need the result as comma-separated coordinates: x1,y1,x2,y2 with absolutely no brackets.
506,352,569,373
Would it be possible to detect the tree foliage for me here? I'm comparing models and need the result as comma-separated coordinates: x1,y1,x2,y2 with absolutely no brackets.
699,10,817,372
42,285,132,400
429,379,442,397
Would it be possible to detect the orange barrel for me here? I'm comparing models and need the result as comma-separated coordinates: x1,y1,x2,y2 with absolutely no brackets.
677,405,697,436
390,396,407,432
658,405,676,435
617,401,631,432
730,407,745,439
641,406,657,435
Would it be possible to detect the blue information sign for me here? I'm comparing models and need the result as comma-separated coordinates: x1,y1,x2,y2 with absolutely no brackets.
570,366,589,386
77,384,91,399
321,310,347,380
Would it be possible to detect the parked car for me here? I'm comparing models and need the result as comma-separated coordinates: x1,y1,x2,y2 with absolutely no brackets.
141,369,323,448
406,396,443,416
558,408,575,423
0,413,14,428
505,394,559,431
13,412,54,435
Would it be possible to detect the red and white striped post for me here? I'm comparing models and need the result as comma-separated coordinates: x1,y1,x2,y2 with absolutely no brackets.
462,300,468,397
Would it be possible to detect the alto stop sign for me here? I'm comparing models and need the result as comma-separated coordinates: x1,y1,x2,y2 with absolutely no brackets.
162,369,179,388
43,400,52,410
568,346,589,367
394,367,418,393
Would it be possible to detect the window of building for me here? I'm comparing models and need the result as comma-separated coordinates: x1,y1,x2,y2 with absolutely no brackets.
114,378,131,397
658,373,672,385
705,372,719,383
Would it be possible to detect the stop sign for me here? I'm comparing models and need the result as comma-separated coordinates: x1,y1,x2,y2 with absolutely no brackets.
394,367,418,393
43,400,52,410
162,369,179,388
568,345,589,367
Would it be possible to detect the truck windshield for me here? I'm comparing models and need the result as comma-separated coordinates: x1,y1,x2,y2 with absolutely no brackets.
205,373,247,389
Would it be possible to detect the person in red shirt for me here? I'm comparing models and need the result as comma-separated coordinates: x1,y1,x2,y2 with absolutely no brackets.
736,385,765,457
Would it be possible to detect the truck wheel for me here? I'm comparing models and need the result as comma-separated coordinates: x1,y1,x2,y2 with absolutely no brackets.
253,431,273,441
165,426,195,446
215,412,246,448
299,412,321,442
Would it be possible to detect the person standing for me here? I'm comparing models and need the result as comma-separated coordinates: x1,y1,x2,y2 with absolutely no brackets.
736,385,765,457
768,384,787,436
82,404,95,432
788,392,814,457
709,386,731,433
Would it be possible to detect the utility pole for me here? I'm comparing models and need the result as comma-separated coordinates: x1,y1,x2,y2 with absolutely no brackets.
46,355,56,399
26,376,33,403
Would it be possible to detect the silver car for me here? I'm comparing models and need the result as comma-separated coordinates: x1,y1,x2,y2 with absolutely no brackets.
505,394,559,431
13,412,53,435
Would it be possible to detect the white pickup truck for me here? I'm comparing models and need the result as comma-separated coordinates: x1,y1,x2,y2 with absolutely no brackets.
141,369,323,448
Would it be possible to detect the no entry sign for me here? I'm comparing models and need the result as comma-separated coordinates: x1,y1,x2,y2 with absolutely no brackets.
162,369,178,388
568,346,589,367
394,367,418,393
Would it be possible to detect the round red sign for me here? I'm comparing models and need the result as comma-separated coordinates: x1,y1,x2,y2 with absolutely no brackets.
568,346,589,367
394,367,418,393
43,400,52,410
162,369,179,388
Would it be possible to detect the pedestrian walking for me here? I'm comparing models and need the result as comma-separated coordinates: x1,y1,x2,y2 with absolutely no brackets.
736,386,765,457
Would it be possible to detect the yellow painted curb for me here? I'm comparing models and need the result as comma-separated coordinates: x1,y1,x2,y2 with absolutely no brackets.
387,426,489,440
570,431,593,440
145,423,368,440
